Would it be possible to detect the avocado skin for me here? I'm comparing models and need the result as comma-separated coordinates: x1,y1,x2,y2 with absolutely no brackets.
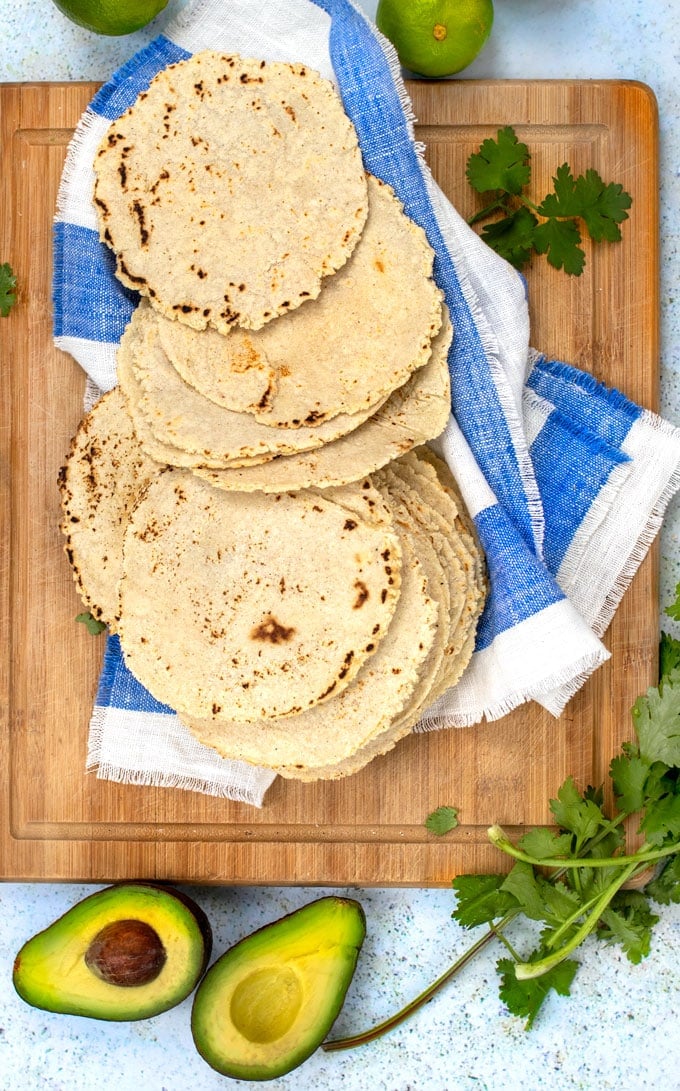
191,895,366,1081
13,882,212,1021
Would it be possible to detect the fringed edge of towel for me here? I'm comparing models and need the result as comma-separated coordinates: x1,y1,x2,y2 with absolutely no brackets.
419,645,608,728
87,705,276,805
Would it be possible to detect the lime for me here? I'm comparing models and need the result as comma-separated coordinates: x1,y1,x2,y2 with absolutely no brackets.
51,0,169,36
376,0,494,79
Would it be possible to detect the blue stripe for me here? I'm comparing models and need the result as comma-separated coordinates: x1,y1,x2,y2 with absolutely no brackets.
312,0,535,548
53,222,138,342
528,357,642,448
90,36,191,120
531,409,630,574
97,635,175,714
473,504,565,650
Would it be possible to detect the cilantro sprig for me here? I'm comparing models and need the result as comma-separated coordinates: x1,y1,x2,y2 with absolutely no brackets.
465,126,632,274
0,262,17,316
324,608,680,1051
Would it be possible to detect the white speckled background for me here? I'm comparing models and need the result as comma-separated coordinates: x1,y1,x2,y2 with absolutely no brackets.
2,1,680,1088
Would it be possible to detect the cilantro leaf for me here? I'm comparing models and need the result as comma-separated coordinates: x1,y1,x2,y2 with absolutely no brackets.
665,583,680,622
549,776,608,846
479,206,538,269
425,806,459,836
574,170,632,242
452,874,518,928
597,891,659,963
610,751,651,814
499,862,547,921
466,126,531,196
660,632,680,679
645,854,680,905
76,611,107,635
632,675,680,767
517,827,573,860
0,262,17,317
540,880,583,925
537,163,583,219
537,165,631,244
639,790,680,846
497,956,578,1029
532,216,586,275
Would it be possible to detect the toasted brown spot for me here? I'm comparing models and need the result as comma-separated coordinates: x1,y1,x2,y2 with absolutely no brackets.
257,383,274,410
131,200,149,246
317,679,337,701
353,580,369,608
338,650,354,680
118,260,147,287
250,615,296,644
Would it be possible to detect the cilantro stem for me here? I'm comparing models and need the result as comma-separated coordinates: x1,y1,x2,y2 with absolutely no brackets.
466,193,541,227
514,860,641,980
322,912,518,1053
517,194,541,215
487,825,680,870
493,929,523,961
543,884,615,952
467,196,509,225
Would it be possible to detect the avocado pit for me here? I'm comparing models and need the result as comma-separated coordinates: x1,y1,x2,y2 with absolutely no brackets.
85,919,167,987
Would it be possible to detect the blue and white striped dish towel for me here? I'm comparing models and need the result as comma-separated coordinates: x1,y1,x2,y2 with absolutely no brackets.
53,0,680,806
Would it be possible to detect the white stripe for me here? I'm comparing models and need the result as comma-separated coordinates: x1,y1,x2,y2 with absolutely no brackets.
167,0,334,81
88,705,276,805
54,110,112,231
430,414,497,519
523,386,555,448
418,598,610,728
54,337,118,392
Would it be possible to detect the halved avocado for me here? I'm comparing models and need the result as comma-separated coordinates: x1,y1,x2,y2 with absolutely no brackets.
191,896,366,1080
12,882,212,1021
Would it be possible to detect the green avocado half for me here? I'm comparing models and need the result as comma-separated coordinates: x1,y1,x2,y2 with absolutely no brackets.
13,882,212,1021
191,895,366,1081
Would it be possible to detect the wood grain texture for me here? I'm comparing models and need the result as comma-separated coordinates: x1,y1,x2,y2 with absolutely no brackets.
0,79,659,885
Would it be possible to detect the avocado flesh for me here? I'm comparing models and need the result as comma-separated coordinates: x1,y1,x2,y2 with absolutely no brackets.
191,896,366,1080
13,883,212,1021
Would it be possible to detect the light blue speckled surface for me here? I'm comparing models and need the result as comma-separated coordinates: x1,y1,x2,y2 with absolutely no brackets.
2,2,680,1088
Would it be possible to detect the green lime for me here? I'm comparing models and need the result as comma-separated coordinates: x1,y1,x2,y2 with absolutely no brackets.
376,0,494,79
51,0,169,36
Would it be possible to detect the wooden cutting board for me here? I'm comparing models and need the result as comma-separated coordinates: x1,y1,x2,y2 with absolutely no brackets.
0,79,659,885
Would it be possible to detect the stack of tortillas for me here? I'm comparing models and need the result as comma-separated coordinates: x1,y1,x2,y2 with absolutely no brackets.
59,50,487,780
